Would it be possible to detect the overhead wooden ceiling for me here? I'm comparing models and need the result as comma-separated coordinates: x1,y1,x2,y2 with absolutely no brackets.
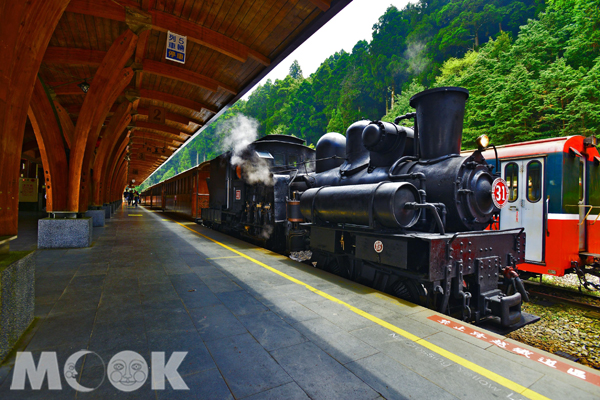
37,0,351,184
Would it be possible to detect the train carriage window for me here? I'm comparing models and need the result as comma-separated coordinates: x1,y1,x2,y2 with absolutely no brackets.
505,162,519,202
289,155,298,167
526,161,542,203
274,153,284,166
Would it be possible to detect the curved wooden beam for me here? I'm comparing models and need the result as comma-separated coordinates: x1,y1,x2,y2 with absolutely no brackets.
53,100,75,149
111,159,127,201
27,78,69,212
140,89,218,114
142,59,237,95
133,121,191,137
131,134,185,147
68,29,138,212
0,0,70,236
80,67,135,209
135,30,151,64
103,132,129,203
92,101,132,205
135,108,196,126
130,139,177,151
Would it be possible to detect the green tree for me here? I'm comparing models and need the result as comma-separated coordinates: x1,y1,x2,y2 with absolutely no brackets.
289,60,303,79
326,108,345,133
179,147,192,171
161,167,177,181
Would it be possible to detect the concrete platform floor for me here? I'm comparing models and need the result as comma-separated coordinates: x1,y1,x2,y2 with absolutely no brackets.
0,204,598,399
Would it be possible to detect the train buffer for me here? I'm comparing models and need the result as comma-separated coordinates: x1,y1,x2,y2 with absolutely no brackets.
1,205,598,399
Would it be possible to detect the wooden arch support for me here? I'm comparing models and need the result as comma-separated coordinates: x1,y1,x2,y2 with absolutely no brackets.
53,101,75,149
67,29,138,212
0,0,70,236
111,152,128,198
112,158,129,200
79,68,135,210
104,136,130,203
92,101,133,205
27,78,69,212
133,121,191,137
135,108,195,126
140,89,218,115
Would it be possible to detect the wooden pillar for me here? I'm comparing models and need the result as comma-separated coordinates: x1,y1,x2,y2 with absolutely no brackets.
108,147,128,202
0,0,69,236
27,78,68,212
78,67,134,210
53,101,74,149
67,30,137,212
92,101,132,205
103,134,130,203
111,159,128,202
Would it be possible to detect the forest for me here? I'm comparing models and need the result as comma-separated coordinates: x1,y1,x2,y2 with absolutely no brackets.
138,0,599,191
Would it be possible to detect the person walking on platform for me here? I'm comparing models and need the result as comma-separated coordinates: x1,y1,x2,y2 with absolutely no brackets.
127,190,133,206
134,190,140,207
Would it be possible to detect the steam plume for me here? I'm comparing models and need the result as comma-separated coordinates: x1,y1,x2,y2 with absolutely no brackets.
404,40,429,75
218,114,274,186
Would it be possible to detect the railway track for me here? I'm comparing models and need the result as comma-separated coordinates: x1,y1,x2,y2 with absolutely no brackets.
523,280,600,313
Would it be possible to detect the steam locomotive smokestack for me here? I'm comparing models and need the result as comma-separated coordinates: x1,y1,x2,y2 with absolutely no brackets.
409,87,469,160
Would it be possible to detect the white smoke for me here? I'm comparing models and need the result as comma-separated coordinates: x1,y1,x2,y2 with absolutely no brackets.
218,114,274,186
260,224,274,240
404,40,429,75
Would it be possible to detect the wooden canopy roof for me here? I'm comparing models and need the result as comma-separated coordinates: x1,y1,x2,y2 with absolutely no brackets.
40,0,351,185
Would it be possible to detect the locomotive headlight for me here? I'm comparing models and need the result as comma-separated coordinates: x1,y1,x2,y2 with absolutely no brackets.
476,135,490,150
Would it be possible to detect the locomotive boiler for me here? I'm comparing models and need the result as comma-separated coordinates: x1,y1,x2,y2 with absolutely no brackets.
202,87,533,331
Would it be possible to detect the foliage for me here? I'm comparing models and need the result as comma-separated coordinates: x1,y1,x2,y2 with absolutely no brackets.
145,0,600,187
436,0,600,148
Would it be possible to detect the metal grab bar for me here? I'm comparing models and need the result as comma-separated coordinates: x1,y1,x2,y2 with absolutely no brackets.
565,204,600,225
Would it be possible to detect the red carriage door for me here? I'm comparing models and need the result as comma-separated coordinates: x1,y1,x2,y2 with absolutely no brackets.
500,158,545,262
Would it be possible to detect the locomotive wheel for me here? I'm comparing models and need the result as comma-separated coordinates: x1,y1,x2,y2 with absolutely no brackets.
390,279,426,305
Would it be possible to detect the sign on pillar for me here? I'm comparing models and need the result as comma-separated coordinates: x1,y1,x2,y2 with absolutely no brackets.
166,31,186,64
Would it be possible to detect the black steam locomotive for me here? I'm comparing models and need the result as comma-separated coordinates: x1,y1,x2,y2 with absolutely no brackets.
201,87,531,330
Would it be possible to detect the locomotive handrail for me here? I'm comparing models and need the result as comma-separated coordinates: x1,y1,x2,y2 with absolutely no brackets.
404,202,446,235
288,169,299,199
388,156,418,179
394,112,418,158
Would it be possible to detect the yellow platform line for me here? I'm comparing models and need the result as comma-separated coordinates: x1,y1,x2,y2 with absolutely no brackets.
128,214,143,217
171,219,548,400
207,256,244,260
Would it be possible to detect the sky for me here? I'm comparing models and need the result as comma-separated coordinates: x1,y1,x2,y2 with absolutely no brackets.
242,0,411,99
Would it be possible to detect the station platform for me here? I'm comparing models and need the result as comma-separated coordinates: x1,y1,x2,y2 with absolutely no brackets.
0,204,598,399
